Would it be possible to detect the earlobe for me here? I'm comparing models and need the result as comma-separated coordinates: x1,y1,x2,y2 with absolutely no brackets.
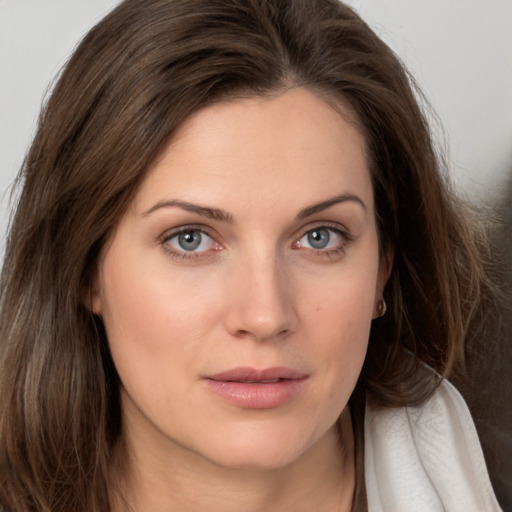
372,249,393,319
374,298,387,318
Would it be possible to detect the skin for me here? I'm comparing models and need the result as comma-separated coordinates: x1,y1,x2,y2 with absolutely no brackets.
93,87,388,511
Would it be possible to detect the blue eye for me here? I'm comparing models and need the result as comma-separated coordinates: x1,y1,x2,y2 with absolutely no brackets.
297,227,345,251
306,228,331,249
166,229,215,253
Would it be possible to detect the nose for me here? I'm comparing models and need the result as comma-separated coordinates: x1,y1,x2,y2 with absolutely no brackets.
224,250,298,342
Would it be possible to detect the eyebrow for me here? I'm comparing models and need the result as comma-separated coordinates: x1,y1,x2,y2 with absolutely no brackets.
141,193,366,223
296,193,367,219
141,200,234,222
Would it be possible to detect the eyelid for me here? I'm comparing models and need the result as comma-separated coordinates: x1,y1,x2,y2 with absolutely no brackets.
291,222,354,260
160,224,214,241
294,221,352,243
160,224,223,259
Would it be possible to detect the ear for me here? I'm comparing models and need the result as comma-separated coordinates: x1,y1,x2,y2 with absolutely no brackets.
84,271,102,316
372,249,393,319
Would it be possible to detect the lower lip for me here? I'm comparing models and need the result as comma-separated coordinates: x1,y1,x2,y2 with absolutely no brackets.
204,378,308,409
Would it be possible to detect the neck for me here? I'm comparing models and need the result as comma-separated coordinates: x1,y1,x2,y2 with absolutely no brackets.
110,408,355,512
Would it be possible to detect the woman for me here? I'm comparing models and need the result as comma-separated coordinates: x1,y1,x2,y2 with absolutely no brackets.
0,0,502,510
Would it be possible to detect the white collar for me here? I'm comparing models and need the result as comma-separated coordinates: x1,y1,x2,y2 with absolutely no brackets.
364,379,502,511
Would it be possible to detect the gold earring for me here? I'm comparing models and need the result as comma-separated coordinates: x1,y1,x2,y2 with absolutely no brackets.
376,299,387,317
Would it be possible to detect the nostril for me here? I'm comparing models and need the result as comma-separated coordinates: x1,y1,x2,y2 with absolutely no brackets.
234,327,292,342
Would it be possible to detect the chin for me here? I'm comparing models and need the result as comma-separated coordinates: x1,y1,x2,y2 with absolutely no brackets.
195,421,334,472
207,445,306,472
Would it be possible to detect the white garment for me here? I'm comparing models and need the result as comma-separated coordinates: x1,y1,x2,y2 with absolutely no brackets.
365,379,503,512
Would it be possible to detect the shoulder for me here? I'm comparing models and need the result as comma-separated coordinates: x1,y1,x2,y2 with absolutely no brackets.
364,379,503,512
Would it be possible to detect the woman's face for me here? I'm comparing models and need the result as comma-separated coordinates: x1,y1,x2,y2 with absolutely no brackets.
93,88,387,471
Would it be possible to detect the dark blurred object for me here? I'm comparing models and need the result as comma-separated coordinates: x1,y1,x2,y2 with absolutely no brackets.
453,175,512,511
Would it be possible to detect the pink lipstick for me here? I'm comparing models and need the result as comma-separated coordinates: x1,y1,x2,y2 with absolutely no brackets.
203,367,308,409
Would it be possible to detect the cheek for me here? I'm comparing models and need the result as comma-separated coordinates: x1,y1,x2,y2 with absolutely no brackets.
102,240,211,328
314,294,372,371
304,256,377,328
301,263,377,378
286,274,374,441
98,250,233,396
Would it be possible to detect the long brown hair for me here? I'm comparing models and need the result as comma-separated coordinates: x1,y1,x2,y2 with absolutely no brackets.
0,0,491,509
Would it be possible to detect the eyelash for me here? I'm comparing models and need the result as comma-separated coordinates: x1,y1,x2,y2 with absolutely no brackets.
160,225,221,261
293,223,352,260
159,223,352,261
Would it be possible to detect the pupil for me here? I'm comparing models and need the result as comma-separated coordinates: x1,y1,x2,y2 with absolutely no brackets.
308,229,330,249
178,231,201,251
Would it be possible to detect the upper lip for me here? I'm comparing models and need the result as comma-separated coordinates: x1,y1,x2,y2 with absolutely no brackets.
204,366,308,383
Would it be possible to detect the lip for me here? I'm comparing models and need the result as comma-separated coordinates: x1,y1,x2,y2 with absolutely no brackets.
203,366,309,409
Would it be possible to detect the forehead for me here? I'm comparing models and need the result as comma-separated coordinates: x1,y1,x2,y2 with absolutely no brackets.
134,87,373,217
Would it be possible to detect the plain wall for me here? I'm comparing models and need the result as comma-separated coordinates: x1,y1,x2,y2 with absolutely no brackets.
1,0,512,257
0,0,121,257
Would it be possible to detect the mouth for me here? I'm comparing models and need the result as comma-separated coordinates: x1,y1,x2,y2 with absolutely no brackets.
203,367,309,409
